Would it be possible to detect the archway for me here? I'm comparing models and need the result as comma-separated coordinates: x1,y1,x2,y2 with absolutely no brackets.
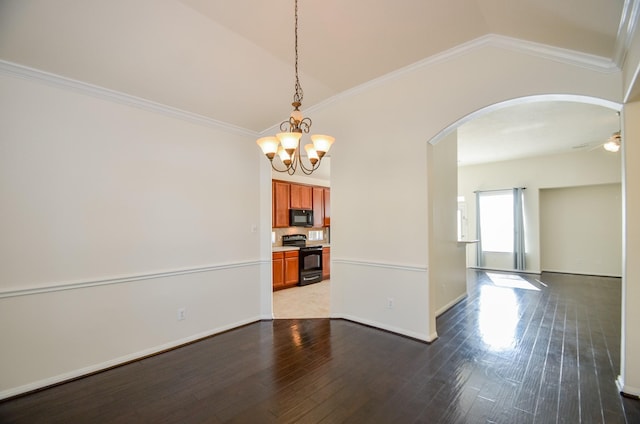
427,93,625,390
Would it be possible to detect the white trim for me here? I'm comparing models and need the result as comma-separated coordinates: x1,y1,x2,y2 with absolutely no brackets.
0,260,264,299
332,258,427,273
436,293,467,317
430,94,623,146
617,375,640,397
260,34,619,135
332,314,433,343
614,0,640,68
0,41,618,140
488,35,618,72
0,60,258,138
0,316,262,401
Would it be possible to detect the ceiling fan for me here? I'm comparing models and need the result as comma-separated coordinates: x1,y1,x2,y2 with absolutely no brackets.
575,131,621,153
603,131,621,152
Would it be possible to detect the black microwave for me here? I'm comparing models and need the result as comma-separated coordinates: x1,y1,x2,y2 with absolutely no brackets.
290,209,313,227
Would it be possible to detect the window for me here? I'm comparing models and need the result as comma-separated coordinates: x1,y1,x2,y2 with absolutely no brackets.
478,191,513,252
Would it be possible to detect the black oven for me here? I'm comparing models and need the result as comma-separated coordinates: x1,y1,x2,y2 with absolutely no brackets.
282,234,323,286
298,246,323,285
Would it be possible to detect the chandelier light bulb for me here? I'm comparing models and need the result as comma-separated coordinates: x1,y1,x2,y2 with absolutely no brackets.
310,134,335,158
277,146,292,166
276,132,302,155
304,144,319,165
256,136,279,160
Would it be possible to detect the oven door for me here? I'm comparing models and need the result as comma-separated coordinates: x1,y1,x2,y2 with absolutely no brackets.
299,247,323,285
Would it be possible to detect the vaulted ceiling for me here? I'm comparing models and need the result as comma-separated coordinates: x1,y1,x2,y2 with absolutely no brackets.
0,0,633,163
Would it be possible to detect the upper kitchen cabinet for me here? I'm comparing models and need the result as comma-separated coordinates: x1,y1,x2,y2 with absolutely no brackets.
323,188,330,226
290,183,313,210
312,187,324,228
273,180,290,228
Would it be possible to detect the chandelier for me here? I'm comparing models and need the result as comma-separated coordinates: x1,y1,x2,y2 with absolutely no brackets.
256,0,334,175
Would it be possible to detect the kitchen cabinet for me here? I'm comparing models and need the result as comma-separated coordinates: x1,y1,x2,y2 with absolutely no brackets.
272,251,285,290
290,183,313,210
273,250,299,291
312,186,324,228
284,250,299,287
272,180,330,228
273,180,290,228
322,247,330,280
323,188,330,227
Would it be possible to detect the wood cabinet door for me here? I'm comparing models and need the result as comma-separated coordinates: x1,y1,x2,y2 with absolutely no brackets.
312,187,324,227
323,188,330,226
290,183,313,210
272,252,285,290
322,247,330,279
284,251,299,287
273,181,290,228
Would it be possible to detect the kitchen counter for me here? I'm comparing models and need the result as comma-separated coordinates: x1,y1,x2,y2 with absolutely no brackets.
272,246,300,252
272,244,330,252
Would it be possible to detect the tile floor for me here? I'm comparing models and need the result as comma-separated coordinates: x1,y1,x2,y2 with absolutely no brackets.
272,280,330,318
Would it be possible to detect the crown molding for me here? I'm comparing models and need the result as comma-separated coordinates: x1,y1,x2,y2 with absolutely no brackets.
614,0,640,68
306,34,619,117
0,60,258,138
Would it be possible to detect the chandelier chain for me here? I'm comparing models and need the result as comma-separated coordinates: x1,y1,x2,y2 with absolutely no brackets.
293,0,303,104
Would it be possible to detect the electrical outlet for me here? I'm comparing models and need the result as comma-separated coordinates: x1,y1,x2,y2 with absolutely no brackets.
387,298,394,309
177,308,186,321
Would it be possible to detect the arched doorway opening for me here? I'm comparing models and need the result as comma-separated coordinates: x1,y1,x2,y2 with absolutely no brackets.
427,93,626,396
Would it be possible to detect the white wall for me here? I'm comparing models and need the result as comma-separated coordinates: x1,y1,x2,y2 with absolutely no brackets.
540,184,622,276
0,71,266,398
620,101,640,396
428,131,467,321
459,148,622,273
316,41,621,342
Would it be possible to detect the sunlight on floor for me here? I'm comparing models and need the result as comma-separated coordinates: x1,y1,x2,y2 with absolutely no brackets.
478,285,520,351
486,272,541,291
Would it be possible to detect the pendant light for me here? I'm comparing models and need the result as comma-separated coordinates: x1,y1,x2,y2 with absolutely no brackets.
256,0,334,175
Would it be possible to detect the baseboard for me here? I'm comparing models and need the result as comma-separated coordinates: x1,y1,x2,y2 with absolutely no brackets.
469,266,541,275
0,316,262,401
333,314,433,343
617,375,640,399
436,293,467,317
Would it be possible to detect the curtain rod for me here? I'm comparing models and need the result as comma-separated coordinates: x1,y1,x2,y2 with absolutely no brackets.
473,187,526,193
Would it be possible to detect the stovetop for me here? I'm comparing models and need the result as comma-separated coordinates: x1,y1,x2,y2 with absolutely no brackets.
282,234,322,249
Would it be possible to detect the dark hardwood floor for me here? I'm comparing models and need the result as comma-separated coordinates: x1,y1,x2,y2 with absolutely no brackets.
1,271,639,423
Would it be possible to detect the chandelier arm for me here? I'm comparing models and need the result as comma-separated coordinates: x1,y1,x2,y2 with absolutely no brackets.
296,153,322,175
299,117,312,133
270,159,292,174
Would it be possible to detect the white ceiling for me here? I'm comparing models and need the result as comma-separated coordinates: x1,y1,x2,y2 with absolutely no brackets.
457,101,621,165
0,0,630,165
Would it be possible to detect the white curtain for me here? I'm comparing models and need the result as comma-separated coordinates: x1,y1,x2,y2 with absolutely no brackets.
513,187,526,270
475,192,484,267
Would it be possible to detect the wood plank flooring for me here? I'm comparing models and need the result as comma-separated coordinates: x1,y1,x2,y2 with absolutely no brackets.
1,271,639,423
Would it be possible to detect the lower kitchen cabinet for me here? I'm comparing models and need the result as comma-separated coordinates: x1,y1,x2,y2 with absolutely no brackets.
273,250,299,291
272,252,285,290
322,247,330,280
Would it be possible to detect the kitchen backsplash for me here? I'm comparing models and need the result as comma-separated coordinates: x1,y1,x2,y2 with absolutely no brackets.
272,227,329,246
